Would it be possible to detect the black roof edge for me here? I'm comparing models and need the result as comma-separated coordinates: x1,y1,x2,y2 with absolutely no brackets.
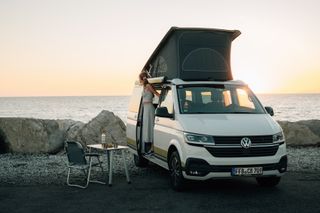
142,26,241,72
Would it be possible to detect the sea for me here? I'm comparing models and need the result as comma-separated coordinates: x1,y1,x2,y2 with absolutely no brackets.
0,94,319,123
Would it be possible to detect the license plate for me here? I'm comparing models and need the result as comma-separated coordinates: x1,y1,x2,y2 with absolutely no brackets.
231,167,263,176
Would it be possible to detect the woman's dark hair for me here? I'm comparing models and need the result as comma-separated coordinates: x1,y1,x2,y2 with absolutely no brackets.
139,72,148,86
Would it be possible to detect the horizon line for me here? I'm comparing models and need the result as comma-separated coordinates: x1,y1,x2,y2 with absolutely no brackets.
1,92,320,98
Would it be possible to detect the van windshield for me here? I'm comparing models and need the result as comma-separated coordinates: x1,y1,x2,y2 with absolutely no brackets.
177,84,265,114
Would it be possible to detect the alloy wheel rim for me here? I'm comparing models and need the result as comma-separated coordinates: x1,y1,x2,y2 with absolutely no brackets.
170,156,180,185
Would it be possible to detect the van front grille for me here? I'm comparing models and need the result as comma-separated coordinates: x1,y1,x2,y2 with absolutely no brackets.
214,135,273,145
205,146,279,157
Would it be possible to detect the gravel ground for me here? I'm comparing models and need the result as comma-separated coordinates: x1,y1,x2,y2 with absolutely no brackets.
0,147,319,186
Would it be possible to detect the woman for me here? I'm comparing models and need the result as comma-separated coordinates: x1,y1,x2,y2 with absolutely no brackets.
139,72,160,154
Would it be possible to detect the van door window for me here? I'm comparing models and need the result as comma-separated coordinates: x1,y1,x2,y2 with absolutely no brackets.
160,89,174,114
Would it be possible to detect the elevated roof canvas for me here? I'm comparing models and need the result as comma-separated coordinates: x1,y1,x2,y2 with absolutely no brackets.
143,27,241,81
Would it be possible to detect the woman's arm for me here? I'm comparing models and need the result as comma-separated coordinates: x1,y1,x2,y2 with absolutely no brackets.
146,84,160,97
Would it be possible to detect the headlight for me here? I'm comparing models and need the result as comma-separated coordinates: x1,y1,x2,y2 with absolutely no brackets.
184,132,214,144
273,132,284,142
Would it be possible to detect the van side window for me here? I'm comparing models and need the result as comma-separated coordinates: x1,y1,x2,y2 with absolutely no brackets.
152,89,161,105
160,89,173,114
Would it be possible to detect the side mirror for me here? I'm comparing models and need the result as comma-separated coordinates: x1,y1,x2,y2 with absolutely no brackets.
155,107,173,118
265,106,274,116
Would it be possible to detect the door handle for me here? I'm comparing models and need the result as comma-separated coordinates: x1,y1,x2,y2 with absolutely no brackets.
134,114,137,119
155,118,159,122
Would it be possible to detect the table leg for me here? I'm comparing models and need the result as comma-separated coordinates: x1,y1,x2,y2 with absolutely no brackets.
122,150,131,184
107,151,110,171
108,151,113,186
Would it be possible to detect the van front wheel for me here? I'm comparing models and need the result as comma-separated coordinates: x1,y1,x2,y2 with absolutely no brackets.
169,151,185,191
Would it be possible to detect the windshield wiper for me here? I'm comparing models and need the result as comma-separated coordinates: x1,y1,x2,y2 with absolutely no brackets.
229,111,256,114
185,112,224,114
183,111,257,114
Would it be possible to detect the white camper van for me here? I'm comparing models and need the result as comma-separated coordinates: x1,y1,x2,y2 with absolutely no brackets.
126,27,287,190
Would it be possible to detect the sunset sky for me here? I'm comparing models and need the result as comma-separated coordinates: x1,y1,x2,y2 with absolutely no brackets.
0,0,319,96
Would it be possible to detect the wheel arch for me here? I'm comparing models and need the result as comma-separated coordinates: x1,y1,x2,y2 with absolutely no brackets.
167,139,184,167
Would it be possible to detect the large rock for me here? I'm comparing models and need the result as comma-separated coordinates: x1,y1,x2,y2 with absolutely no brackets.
66,110,126,146
0,118,77,154
278,120,320,146
64,121,85,141
0,110,126,154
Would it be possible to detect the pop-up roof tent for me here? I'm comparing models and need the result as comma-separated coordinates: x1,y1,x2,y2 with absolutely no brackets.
143,27,241,81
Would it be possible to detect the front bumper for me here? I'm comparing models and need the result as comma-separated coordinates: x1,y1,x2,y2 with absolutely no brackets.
182,155,287,180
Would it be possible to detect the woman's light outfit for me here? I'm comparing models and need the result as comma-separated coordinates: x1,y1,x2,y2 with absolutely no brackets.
142,88,155,153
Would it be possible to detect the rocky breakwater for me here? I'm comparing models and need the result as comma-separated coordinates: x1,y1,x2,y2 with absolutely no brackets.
278,120,320,146
0,110,126,154
1,111,319,154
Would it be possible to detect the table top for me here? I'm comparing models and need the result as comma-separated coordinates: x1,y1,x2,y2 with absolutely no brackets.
87,144,129,151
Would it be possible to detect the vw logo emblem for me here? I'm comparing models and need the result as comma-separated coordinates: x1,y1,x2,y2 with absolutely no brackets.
240,137,251,149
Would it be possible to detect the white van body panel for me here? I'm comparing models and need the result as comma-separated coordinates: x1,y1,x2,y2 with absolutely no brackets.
126,79,287,183
126,84,143,148
154,117,182,159
127,111,137,143
177,114,281,136
168,137,185,162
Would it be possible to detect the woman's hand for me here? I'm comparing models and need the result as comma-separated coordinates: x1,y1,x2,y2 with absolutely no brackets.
146,84,160,97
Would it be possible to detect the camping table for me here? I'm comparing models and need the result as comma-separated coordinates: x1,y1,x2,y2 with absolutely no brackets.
87,144,131,186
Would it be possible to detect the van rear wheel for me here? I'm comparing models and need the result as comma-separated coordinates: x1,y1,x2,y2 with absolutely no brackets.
256,176,281,187
169,151,185,191
133,154,148,167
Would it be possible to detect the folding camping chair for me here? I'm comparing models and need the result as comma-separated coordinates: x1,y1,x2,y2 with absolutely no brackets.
65,141,106,188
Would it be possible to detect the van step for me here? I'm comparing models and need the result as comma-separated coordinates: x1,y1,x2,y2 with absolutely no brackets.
144,154,169,170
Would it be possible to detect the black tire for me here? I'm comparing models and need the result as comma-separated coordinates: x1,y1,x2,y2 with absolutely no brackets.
169,151,185,191
256,176,281,187
133,154,149,167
